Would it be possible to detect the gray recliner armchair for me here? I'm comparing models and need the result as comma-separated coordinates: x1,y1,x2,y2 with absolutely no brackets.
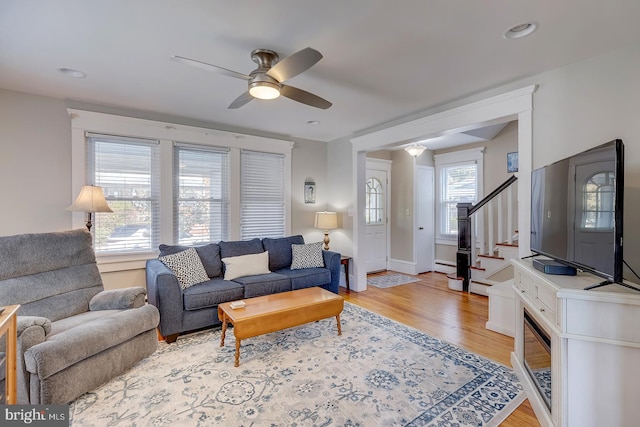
0,229,160,404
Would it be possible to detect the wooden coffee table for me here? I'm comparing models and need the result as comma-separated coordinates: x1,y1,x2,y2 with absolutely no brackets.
218,287,344,367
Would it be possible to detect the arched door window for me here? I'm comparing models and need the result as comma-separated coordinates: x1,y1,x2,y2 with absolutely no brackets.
581,171,615,230
365,177,384,224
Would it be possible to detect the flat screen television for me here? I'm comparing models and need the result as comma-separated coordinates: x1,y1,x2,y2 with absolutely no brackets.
530,139,624,286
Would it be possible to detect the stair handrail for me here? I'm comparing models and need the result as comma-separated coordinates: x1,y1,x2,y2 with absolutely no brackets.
456,175,518,292
469,175,518,216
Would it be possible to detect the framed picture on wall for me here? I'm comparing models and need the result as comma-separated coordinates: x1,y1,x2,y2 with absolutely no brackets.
507,152,519,173
304,181,316,204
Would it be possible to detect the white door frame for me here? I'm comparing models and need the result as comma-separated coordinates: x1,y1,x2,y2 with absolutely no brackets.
349,85,537,292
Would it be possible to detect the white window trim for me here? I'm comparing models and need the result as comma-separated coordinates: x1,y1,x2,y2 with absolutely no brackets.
434,147,484,246
70,109,293,270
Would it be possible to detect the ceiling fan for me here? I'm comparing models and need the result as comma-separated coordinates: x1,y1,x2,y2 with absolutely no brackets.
171,47,332,110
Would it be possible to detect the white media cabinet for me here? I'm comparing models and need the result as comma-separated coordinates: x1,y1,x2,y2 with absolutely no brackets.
510,259,640,427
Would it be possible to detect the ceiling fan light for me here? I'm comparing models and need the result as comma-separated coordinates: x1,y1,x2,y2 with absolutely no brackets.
405,143,426,157
249,81,281,100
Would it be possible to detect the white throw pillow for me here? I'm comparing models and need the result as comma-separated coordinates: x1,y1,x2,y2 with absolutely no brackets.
291,242,325,269
159,247,209,290
222,251,271,281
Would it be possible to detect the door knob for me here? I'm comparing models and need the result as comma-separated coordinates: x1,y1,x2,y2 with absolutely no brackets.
418,227,424,230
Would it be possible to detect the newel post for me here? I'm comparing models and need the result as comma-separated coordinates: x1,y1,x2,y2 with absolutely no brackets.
456,202,473,293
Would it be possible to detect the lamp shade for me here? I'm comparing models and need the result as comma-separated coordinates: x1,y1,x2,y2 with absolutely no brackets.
404,143,426,157
314,211,338,230
67,185,113,213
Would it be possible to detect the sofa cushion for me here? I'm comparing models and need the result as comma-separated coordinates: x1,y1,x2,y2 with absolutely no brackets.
218,238,264,259
222,251,271,281
159,248,209,289
291,242,325,269
276,268,332,290
159,243,222,278
262,235,305,271
182,279,245,311
233,273,292,298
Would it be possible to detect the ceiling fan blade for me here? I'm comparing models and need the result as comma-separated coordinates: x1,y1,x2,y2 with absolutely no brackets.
280,84,332,110
171,55,251,81
228,91,253,109
266,47,322,82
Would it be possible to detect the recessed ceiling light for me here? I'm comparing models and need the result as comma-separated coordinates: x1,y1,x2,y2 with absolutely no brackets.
307,120,320,125
503,22,538,39
58,68,86,78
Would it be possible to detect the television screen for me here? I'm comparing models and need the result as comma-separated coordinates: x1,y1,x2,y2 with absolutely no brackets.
530,139,624,283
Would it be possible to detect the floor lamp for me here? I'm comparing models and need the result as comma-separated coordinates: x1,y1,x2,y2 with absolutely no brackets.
315,211,338,250
67,185,113,231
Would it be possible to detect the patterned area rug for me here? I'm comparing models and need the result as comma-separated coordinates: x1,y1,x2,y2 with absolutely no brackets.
368,272,420,288
70,303,524,426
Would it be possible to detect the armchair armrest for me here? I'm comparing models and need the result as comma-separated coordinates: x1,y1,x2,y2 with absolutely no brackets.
6,316,51,355
322,250,341,294
89,287,147,311
146,259,185,337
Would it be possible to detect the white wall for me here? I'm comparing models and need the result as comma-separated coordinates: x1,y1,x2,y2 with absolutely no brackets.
0,89,330,288
530,43,640,281
0,89,72,235
328,42,640,284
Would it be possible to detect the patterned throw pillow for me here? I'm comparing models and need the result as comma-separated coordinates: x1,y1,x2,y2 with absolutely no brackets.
159,247,210,290
290,242,325,270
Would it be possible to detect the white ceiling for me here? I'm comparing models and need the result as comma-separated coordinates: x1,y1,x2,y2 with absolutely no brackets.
2,1,640,144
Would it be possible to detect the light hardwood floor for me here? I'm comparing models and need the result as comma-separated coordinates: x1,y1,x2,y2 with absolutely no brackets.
339,271,540,427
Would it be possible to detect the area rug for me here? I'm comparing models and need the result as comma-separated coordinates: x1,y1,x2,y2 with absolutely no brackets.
69,303,524,426
368,272,420,288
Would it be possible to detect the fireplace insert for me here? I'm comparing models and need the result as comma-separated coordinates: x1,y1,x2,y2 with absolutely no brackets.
523,309,552,410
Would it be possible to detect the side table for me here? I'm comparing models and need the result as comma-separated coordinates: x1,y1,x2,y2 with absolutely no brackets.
340,256,352,291
0,304,19,404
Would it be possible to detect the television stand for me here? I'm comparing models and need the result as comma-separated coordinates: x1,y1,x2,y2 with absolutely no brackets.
584,279,640,292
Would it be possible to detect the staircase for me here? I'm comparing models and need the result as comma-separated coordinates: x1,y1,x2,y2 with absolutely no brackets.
469,241,518,296
452,175,519,295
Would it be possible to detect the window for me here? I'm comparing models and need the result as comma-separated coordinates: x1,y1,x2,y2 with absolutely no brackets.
87,134,160,253
240,150,285,239
71,109,292,263
440,163,478,236
581,171,615,230
434,148,484,243
174,144,230,245
365,177,384,224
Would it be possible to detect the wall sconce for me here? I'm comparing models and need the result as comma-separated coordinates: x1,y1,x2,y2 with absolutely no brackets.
67,185,113,231
315,211,338,250
404,143,426,157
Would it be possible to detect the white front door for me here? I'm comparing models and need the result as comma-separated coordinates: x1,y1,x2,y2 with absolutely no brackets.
365,166,388,273
416,166,435,273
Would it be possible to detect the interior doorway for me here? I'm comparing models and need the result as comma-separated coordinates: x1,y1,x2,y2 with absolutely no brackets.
365,160,391,273
416,165,435,273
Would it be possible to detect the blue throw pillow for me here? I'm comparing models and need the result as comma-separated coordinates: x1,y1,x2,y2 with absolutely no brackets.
263,235,305,271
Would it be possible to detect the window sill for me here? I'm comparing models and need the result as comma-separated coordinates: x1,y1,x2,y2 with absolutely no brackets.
96,252,157,272
436,237,457,246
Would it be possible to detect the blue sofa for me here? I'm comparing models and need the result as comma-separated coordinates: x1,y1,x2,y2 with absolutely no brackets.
145,235,341,342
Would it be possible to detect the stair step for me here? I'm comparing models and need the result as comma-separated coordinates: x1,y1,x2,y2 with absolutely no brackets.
478,254,505,260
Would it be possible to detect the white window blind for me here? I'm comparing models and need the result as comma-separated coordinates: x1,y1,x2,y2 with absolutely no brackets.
240,150,285,239
440,162,478,236
87,133,160,253
174,143,230,244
